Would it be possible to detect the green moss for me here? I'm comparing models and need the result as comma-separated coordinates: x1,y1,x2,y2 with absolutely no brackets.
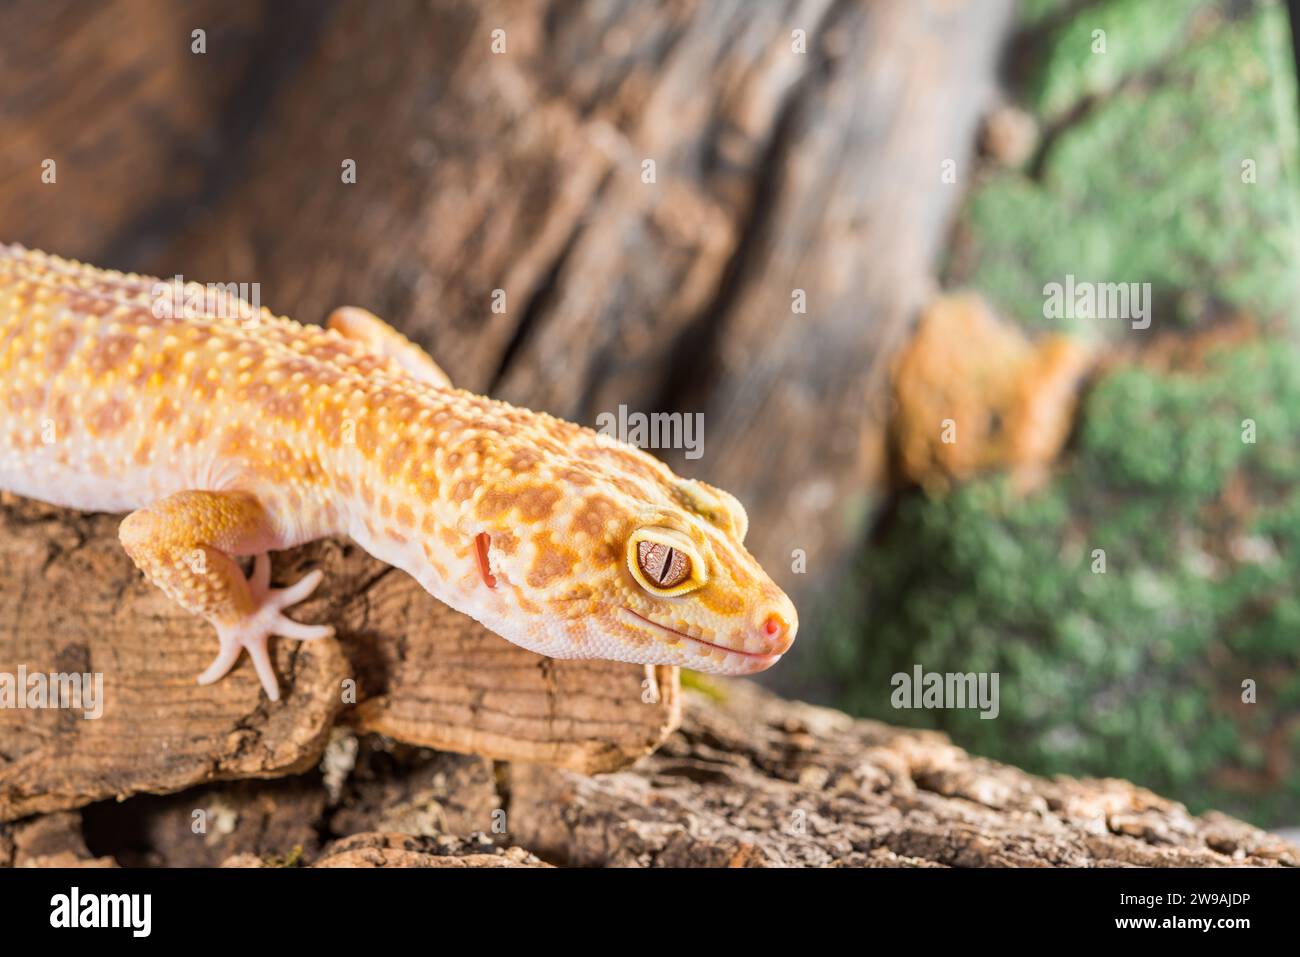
823,341,1300,825
680,669,728,701
955,1,1300,330
265,844,305,868
1027,0,1213,120
1017,0,1080,30
808,0,1300,826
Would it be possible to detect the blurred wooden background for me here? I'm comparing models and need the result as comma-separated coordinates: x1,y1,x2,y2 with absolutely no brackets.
0,0,1013,612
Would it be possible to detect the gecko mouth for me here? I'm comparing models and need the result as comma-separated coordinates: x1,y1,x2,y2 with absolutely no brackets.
620,608,778,663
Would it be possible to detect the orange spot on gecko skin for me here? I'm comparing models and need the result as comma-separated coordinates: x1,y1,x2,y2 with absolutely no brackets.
318,404,343,443
421,542,448,579
7,385,40,414
505,447,542,474
221,425,253,457
526,531,578,588
152,398,179,427
570,493,620,538
611,477,650,500
475,487,512,519
450,478,475,504
475,532,496,589
417,473,440,501
558,466,594,488
264,391,304,420
514,485,561,523
591,539,621,569
511,586,542,615
395,503,414,528
183,417,205,446
382,439,412,479
46,325,77,374
86,398,130,436
49,393,72,441
85,334,134,377
354,420,377,456
698,586,744,615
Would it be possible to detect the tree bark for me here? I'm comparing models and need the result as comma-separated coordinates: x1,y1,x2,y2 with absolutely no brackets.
0,496,679,823
5,677,1293,868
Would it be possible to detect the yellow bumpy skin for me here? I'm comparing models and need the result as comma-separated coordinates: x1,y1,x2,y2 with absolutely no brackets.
0,244,798,699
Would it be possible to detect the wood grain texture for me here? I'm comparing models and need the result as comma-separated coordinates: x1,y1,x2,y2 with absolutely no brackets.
0,496,679,822
12,681,1291,868
505,680,1299,868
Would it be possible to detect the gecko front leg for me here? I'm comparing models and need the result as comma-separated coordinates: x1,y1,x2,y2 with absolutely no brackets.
118,489,333,700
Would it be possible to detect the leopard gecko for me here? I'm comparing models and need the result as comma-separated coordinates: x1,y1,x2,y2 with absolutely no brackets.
0,244,797,699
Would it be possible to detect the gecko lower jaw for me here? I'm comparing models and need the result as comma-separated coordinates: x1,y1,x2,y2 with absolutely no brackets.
620,607,781,669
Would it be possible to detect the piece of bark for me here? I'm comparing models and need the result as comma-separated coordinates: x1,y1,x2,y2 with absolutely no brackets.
310,832,549,868
11,680,1292,868
79,776,329,868
323,735,502,841
9,810,116,868
0,495,679,822
0,497,349,823
74,733,503,866
504,679,1298,868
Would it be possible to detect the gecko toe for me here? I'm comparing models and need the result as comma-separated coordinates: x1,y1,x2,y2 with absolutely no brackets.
242,633,281,701
275,619,334,641
273,568,326,608
196,637,242,686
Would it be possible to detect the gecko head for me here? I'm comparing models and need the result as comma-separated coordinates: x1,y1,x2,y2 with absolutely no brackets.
479,472,798,675
606,478,799,674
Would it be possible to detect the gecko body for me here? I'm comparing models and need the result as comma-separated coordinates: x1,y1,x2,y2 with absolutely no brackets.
0,245,797,698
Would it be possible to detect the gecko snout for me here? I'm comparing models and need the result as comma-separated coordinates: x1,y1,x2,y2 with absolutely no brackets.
758,610,796,656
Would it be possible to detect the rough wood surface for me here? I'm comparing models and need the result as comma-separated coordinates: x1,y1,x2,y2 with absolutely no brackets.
505,680,1298,868
308,833,549,869
0,0,1015,604
0,496,679,822
6,680,1292,868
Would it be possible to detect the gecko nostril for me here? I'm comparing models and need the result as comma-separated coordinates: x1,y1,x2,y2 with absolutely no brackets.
758,611,797,655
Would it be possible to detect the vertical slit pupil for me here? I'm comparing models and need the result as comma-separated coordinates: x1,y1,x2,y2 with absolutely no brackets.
638,540,689,587
654,547,676,584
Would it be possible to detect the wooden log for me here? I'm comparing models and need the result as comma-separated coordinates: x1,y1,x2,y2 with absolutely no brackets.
0,496,679,822
307,832,549,868
505,680,1299,868
12,680,1292,868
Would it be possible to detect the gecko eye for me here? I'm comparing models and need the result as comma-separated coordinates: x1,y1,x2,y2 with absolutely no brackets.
637,540,691,588
627,527,705,596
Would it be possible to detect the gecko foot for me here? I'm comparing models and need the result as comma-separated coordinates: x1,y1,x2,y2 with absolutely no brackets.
196,554,335,701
